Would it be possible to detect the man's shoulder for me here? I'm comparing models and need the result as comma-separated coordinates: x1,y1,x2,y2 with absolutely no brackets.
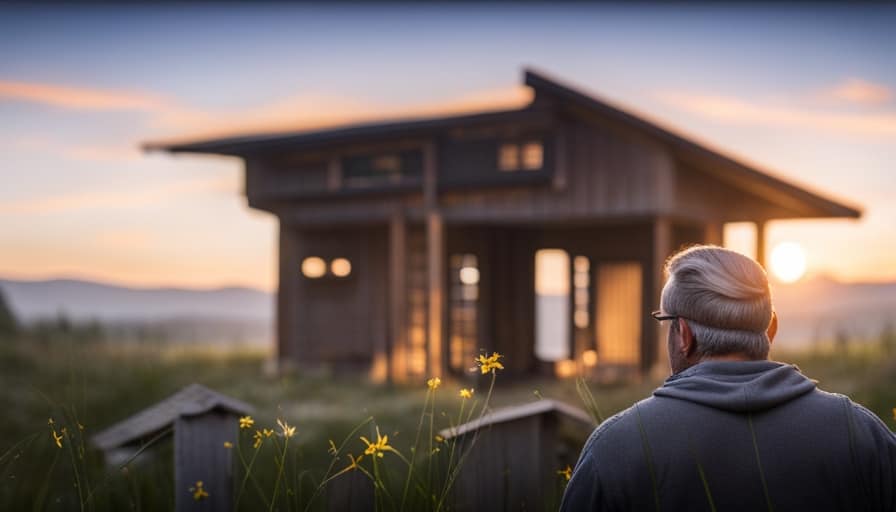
582,398,660,450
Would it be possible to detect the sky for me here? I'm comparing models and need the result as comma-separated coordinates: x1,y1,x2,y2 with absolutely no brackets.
1,3,894,291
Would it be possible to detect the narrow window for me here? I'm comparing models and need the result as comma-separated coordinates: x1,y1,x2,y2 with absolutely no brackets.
449,254,479,372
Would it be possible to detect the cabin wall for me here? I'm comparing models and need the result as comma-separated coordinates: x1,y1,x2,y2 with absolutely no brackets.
279,225,388,371
438,116,675,222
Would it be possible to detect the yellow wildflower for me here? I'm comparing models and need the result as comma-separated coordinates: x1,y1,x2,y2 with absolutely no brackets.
459,388,474,399
427,377,441,390
328,439,338,455
476,352,504,374
48,418,54,425
239,415,254,429
52,429,63,448
277,418,296,439
252,430,264,449
223,441,233,449
263,428,274,438
360,427,394,458
191,480,209,501
434,434,444,443
558,465,572,482
77,422,85,431
343,452,364,472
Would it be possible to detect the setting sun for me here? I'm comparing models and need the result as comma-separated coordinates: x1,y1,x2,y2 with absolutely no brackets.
770,242,807,283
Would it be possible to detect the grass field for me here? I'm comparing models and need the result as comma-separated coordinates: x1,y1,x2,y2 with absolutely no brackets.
1,335,894,510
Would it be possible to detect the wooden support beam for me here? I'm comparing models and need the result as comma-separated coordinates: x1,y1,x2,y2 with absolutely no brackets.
422,141,445,378
649,218,672,378
277,223,299,365
756,220,767,269
427,211,445,378
389,212,408,383
704,222,723,246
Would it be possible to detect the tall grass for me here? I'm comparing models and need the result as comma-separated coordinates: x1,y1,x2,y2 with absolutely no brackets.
2,332,893,510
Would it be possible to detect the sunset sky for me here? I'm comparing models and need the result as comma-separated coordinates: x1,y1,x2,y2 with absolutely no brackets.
1,4,894,291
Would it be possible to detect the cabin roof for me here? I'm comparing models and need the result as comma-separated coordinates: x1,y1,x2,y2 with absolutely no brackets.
144,68,860,220
438,399,595,439
91,383,254,451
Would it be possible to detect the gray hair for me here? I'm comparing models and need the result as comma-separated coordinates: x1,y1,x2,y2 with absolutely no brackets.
660,245,772,360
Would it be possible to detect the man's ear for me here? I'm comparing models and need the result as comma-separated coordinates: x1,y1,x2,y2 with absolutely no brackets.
767,310,778,345
677,317,695,355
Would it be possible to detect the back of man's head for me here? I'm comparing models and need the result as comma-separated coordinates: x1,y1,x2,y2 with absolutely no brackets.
661,245,773,360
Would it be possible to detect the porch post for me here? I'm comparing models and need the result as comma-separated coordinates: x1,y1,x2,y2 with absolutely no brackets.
704,222,724,246
277,223,299,366
649,217,672,378
755,220,767,269
423,141,445,378
389,212,408,383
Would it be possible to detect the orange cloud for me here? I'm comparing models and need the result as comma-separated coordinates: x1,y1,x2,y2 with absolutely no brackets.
655,91,896,139
0,80,169,112
0,176,237,215
0,77,532,143
147,84,533,140
820,78,892,105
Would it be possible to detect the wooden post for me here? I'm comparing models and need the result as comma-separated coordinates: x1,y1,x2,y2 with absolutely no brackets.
423,141,445,378
277,223,299,364
174,411,238,512
389,212,408,382
755,220,767,269
650,218,672,378
704,222,723,246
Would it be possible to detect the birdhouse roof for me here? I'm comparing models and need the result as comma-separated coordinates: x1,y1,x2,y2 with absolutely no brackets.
439,399,595,440
91,383,254,451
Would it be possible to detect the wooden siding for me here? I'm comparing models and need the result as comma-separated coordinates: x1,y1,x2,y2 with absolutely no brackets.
439,117,674,223
286,227,388,370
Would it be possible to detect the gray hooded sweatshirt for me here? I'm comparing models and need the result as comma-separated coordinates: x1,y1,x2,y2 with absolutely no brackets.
560,360,896,511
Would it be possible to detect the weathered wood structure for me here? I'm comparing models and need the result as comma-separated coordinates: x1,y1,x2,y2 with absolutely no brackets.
92,383,253,512
148,69,860,381
439,399,595,511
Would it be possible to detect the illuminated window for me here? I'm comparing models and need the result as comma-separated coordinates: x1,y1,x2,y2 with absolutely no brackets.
498,140,544,172
521,141,543,170
449,254,479,372
535,249,570,362
331,258,352,277
301,257,327,278
498,143,519,171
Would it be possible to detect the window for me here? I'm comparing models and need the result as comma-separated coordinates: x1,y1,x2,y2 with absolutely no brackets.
330,258,352,277
342,149,423,188
498,140,544,172
301,257,352,279
301,257,327,279
534,249,570,362
449,254,479,372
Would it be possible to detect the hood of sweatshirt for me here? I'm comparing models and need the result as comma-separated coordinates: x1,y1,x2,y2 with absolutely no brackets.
652,360,817,413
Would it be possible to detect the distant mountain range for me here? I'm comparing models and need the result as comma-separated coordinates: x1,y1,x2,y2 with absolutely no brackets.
0,277,274,345
1,275,894,348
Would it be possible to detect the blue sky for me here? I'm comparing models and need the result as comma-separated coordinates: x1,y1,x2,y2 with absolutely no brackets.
1,4,894,289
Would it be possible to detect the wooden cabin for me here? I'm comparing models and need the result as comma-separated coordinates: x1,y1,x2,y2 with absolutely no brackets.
147,69,860,382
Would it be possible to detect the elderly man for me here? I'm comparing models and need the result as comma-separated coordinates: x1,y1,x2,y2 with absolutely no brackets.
560,245,896,511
